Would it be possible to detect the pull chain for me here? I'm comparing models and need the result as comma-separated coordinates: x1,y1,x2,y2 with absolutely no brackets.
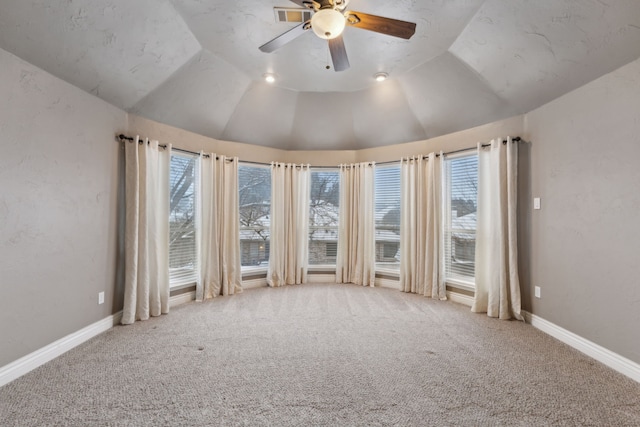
326,44,331,70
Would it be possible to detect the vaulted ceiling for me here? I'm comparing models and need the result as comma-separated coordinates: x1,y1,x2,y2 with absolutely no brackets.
1,0,640,150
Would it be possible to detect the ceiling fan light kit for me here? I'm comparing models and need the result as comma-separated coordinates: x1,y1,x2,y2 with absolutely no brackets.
259,0,416,72
311,8,346,39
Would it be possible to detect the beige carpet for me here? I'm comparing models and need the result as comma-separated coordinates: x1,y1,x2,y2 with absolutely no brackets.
1,283,639,426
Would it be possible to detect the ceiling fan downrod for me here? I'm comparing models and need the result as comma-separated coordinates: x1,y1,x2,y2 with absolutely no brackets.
302,0,350,12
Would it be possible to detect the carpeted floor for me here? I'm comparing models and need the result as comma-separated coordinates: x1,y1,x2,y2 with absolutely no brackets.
1,283,639,426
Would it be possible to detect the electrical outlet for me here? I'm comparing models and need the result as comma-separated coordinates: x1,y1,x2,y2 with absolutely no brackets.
98,291,105,305
534,286,541,299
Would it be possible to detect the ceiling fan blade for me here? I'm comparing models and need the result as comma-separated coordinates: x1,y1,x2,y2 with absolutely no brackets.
329,35,350,72
259,21,310,53
346,11,416,39
288,0,306,6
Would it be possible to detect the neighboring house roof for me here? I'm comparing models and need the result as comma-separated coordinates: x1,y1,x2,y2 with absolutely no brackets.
451,211,476,241
241,203,403,242
452,212,476,229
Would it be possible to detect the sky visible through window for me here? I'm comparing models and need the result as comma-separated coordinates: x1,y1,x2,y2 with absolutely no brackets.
450,155,478,211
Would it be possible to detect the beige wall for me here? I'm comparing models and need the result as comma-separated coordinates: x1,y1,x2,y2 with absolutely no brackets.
523,56,640,364
129,114,524,166
0,48,127,367
356,115,525,163
129,115,288,163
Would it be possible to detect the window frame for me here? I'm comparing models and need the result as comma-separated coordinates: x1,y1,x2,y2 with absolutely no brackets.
308,168,340,269
238,163,272,274
374,164,401,274
443,151,478,290
168,152,200,289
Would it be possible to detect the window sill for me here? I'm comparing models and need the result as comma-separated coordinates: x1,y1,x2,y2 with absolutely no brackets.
308,265,336,273
376,267,400,278
170,281,197,291
241,266,268,279
445,278,475,293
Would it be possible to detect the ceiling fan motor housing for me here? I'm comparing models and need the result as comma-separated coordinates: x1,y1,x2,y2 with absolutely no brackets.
303,0,349,11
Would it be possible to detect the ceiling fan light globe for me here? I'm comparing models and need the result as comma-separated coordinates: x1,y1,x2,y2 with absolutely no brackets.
311,9,345,40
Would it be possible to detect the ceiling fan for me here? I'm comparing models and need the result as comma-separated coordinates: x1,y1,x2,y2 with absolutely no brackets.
259,0,416,72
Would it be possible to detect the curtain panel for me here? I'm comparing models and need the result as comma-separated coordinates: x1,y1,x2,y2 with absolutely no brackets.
336,162,376,286
473,137,523,320
399,153,446,299
267,163,310,287
122,137,171,325
197,154,242,300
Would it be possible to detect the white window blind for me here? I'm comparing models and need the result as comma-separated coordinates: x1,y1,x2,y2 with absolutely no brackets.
375,165,401,270
444,153,478,284
169,153,198,287
309,169,340,265
238,164,271,268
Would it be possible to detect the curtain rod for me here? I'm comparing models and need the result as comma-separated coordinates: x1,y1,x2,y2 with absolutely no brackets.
118,134,521,167
444,136,522,157
382,136,523,163
240,159,338,169
348,136,523,166
117,134,217,159
402,136,523,161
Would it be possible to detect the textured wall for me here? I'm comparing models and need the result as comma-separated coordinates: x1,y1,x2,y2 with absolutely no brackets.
523,56,640,364
0,48,126,367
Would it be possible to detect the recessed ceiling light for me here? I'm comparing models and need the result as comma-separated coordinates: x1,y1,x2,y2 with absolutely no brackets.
264,73,276,83
374,72,388,82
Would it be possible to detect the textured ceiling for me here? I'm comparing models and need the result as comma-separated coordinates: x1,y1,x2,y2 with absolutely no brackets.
1,0,640,150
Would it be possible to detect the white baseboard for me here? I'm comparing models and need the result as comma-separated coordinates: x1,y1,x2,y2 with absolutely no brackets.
308,274,336,284
446,290,474,307
0,311,123,388
170,291,195,307
523,311,640,384
243,277,268,289
376,277,400,289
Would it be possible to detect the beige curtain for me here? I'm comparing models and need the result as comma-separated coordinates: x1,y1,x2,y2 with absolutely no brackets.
473,137,523,320
197,154,242,300
399,153,446,299
268,163,310,287
122,137,170,325
336,162,376,286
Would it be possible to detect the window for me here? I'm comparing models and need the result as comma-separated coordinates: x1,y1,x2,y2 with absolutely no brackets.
169,153,198,287
443,153,478,285
309,169,340,265
375,165,401,270
238,164,271,269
